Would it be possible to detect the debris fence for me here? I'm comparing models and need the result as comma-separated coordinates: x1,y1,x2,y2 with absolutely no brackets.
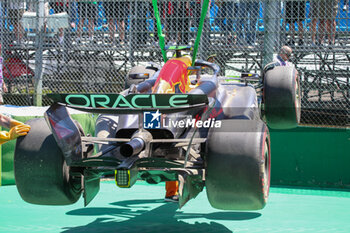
1,0,349,126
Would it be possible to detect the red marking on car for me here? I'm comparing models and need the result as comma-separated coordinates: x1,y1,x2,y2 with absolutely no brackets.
195,107,223,121
153,58,191,94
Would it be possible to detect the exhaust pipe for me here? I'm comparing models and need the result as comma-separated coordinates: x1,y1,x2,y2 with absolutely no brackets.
120,137,145,157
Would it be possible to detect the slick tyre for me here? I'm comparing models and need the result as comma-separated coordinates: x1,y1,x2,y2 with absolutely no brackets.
14,118,82,205
264,65,301,129
205,119,271,210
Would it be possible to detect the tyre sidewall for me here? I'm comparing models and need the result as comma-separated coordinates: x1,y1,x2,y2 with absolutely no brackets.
14,118,81,205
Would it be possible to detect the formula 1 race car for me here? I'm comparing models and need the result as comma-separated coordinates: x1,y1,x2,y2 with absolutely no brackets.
13,53,300,210
13,0,300,210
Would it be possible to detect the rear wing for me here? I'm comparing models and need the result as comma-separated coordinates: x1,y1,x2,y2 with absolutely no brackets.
45,93,210,167
47,93,209,114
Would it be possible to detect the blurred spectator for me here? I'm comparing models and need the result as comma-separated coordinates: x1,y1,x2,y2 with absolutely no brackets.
77,1,98,43
264,45,293,73
0,55,8,105
151,0,192,46
285,0,305,46
7,0,26,43
311,0,339,46
165,1,177,45
275,45,293,66
310,0,321,45
151,1,165,45
216,0,238,43
343,0,349,11
104,0,128,45
326,0,339,45
170,0,190,44
192,1,212,24
157,1,174,45
191,0,202,30
50,1,70,44
131,1,149,46
190,0,211,42
236,0,259,46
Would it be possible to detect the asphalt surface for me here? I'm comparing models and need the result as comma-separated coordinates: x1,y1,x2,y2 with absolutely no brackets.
1,181,350,233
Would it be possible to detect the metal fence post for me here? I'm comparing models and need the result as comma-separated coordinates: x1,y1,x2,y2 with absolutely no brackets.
0,1,3,58
1,1,9,60
33,0,45,106
262,0,279,67
129,1,135,67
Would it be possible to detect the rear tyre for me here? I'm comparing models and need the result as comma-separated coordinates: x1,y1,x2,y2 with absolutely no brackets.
14,118,82,205
205,119,270,210
264,65,301,129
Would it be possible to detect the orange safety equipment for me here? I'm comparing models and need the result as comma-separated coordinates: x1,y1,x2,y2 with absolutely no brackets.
165,181,179,198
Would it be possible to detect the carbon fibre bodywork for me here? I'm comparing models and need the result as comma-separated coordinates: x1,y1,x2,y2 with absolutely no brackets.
41,58,263,208
14,0,297,210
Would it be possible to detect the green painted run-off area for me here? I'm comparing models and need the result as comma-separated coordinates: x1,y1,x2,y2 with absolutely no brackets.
0,114,350,232
1,181,350,232
270,126,350,189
